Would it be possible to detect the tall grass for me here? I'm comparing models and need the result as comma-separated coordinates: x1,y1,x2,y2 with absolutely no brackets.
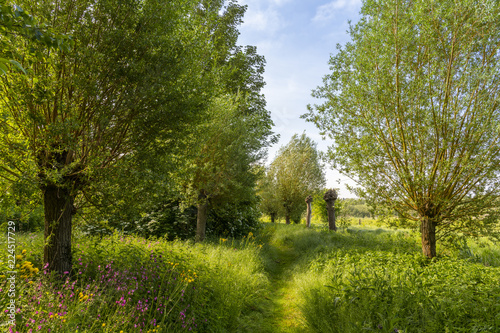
2,224,499,332
277,225,500,333
0,231,267,332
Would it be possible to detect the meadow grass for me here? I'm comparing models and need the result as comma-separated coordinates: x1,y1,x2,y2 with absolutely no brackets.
1,223,499,332
1,231,268,332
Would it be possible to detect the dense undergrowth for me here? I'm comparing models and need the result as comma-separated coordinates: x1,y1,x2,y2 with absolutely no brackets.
1,232,267,332
1,223,500,332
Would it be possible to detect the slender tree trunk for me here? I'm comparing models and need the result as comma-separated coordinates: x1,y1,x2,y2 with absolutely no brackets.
43,185,74,276
305,195,313,228
324,189,338,231
285,214,291,225
326,201,336,231
420,216,436,258
196,191,208,242
270,212,276,223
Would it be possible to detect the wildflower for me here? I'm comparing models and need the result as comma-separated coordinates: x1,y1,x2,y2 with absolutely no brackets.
15,254,23,260
22,249,26,254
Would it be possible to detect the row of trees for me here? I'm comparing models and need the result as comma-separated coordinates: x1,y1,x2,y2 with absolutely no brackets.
0,0,275,274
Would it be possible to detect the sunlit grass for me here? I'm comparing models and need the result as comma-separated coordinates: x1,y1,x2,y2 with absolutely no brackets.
1,231,267,332
2,223,499,332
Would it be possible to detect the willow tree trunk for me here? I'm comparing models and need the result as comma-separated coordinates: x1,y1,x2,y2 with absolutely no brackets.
43,185,74,276
324,189,338,231
420,216,437,258
196,191,208,242
305,195,313,228
326,201,336,231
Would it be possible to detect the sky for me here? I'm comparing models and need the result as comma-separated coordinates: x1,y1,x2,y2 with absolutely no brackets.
235,0,363,198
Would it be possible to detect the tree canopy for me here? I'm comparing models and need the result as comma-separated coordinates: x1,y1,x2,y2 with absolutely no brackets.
266,133,325,224
304,0,500,257
0,0,274,273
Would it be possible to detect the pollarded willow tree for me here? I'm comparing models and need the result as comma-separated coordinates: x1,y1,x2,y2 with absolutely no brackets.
268,134,325,224
0,0,229,274
304,0,500,258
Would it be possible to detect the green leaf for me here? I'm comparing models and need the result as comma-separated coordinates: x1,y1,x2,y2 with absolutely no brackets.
8,60,26,74
0,62,8,75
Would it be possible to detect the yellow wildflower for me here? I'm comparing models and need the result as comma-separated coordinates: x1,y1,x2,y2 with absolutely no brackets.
15,255,23,260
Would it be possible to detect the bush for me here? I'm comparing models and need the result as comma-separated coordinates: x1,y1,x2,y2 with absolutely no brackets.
207,201,261,238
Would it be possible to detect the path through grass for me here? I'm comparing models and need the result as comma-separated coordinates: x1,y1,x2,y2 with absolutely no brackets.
3,223,500,332
243,223,500,333
260,237,307,332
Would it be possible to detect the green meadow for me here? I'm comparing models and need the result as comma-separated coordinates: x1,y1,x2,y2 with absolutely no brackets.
2,222,499,332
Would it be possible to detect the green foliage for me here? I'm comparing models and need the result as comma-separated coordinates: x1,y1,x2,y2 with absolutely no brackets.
303,252,500,333
341,199,371,218
267,134,325,223
311,190,328,224
305,0,500,254
1,231,268,332
0,1,73,74
257,167,282,222
207,201,261,238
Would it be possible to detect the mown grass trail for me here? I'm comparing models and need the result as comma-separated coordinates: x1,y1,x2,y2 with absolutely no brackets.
259,236,307,333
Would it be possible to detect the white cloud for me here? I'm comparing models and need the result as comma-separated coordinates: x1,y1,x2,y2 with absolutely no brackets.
313,0,361,22
238,0,289,34
242,7,285,33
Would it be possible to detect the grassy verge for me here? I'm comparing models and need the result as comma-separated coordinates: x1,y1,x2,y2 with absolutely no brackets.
1,223,499,332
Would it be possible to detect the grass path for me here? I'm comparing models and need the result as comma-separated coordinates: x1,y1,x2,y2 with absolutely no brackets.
245,228,311,333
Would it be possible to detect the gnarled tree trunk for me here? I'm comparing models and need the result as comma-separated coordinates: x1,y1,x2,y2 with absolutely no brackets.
420,216,437,258
43,184,75,276
324,189,338,231
305,195,313,228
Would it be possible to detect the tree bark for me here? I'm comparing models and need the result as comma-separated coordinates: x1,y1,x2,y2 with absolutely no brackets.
305,195,313,228
326,201,336,231
285,214,291,224
196,191,208,242
324,189,338,231
270,212,276,223
43,185,74,276
420,216,436,258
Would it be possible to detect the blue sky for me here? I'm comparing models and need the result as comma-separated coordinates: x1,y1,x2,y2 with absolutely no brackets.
235,0,362,198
